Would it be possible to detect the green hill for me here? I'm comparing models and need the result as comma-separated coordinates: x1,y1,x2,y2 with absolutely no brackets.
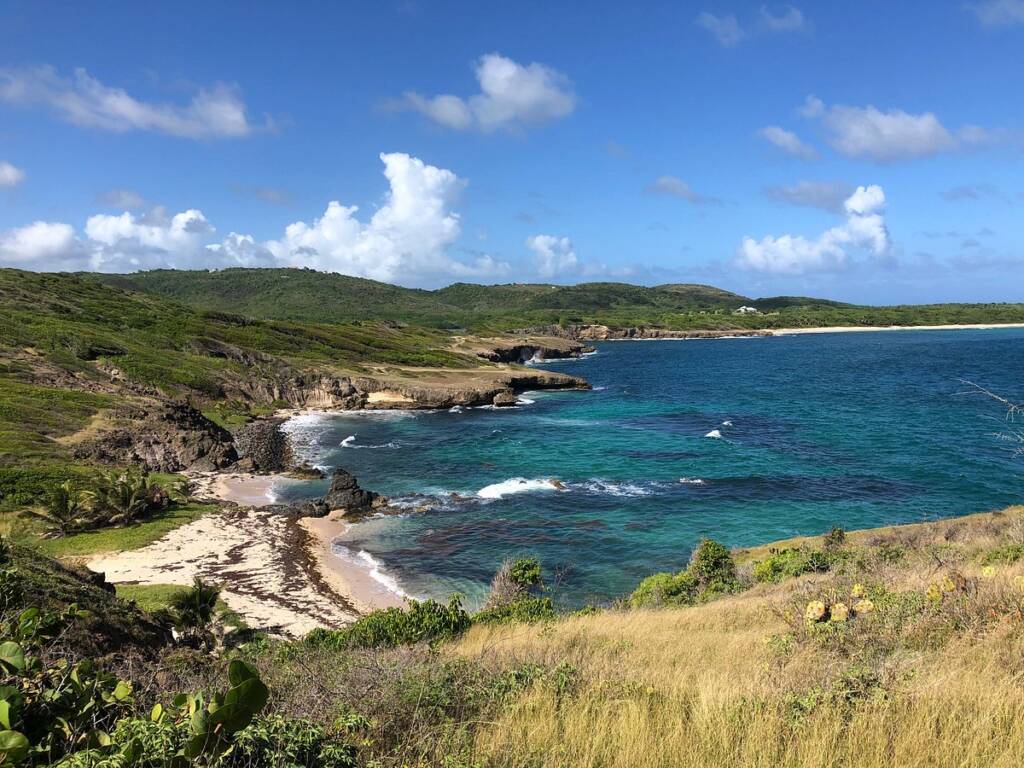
92,268,1024,332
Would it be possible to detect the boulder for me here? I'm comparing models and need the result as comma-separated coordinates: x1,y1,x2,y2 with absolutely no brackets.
233,418,292,472
492,391,519,408
322,468,379,512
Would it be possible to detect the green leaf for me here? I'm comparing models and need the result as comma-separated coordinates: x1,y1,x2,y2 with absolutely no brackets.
0,701,10,730
226,659,258,687
112,680,132,702
0,644,25,673
0,730,30,764
150,703,164,723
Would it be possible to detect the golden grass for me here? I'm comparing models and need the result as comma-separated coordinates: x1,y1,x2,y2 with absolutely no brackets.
449,508,1024,768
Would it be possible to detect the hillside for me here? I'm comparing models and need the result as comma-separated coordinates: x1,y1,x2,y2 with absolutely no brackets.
93,267,1024,333
0,268,585,506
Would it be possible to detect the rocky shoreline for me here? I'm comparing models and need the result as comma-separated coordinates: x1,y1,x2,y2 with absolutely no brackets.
518,324,773,341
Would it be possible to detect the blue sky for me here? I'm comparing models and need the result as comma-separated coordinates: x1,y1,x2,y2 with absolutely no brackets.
1,0,1022,303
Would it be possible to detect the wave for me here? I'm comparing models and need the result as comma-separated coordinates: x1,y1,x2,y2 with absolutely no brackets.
340,434,399,449
576,480,657,497
704,429,723,439
679,477,706,485
477,477,566,500
517,396,536,405
449,405,463,413
356,550,411,598
721,420,733,427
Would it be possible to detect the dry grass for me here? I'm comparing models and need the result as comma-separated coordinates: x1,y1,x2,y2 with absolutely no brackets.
447,507,1024,768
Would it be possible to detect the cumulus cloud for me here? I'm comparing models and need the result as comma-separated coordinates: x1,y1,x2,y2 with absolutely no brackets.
0,161,26,187
696,5,807,45
695,12,746,45
800,96,990,162
646,175,722,205
1,152,509,286
737,184,890,274
399,53,575,132
97,188,145,209
970,0,1024,26
763,181,854,213
0,66,264,139
527,234,578,278
758,125,818,159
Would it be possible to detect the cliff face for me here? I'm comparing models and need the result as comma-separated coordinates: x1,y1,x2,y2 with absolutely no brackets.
470,336,595,364
521,324,773,341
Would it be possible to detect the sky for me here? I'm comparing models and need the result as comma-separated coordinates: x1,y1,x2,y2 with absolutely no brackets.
1,0,1022,304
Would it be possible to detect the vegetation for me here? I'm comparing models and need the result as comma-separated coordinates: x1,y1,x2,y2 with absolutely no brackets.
95,267,1024,332
305,596,472,651
628,538,740,607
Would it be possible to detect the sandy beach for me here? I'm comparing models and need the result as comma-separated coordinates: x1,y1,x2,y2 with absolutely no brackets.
771,322,1024,335
90,467,408,635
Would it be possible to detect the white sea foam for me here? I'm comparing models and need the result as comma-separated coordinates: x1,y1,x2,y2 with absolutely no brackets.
517,396,536,405
578,480,654,497
477,477,565,500
679,477,706,485
356,550,411,598
722,420,733,427
340,434,399,449
704,429,723,439
449,405,463,413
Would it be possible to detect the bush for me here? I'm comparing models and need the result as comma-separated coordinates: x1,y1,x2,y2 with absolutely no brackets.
483,556,545,611
305,596,471,650
752,547,833,583
628,539,739,607
981,544,1024,565
475,596,556,625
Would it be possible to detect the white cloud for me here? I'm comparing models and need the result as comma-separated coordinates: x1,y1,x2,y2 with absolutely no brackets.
0,221,80,267
97,188,145,209
760,5,806,31
697,6,807,45
0,161,26,187
400,53,575,132
695,12,746,45
647,175,722,205
764,181,854,213
971,0,1024,26
737,184,890,274
0,66,262,139
758,125,818,159
267,152,506,282
527,234,578,278
800,96,993,162
0,152,513,285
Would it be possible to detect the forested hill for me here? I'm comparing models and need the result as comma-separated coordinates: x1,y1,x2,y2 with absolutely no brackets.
92,268,1024,332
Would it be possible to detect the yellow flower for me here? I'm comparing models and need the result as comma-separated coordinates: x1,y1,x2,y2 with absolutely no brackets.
981,565,997,579
851,583,865,599
805,600,827,623
940,576,957,593
926,584,943,602
830,602,850,622
853,598,874,615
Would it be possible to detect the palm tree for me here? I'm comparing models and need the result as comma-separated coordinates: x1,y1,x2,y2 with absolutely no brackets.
88,470,155,526
26,481,86,536
169,576,221,647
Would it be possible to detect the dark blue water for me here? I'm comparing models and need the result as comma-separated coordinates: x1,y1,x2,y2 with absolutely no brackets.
278,330,1024,607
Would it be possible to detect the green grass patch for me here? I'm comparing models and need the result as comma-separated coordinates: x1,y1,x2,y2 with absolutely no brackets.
35,502,215,559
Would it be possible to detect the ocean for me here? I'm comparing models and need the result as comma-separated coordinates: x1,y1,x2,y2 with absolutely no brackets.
275,328,1024,608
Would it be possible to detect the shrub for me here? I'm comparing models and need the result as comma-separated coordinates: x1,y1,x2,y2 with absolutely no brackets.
628,539,739,607
475,596,556,625
483,556,545,611
305,596,471,650
752,547,833,583
981,544,1024,565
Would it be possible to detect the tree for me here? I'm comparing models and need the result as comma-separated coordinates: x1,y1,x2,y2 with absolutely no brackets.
87,470,161,526
169,577,221,647
25,481,86,537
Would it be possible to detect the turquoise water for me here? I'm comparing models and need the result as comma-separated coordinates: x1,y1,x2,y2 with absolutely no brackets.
279,329,1024,607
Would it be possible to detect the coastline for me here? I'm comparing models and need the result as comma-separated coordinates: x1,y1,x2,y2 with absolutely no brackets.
770,322,1024,335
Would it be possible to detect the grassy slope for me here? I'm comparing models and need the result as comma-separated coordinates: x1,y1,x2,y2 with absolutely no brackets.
0,268,484,505
447,506,1024,767
95,267,1024,331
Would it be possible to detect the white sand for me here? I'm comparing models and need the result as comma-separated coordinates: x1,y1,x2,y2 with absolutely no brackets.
772,323,1024,335
89,508,361,636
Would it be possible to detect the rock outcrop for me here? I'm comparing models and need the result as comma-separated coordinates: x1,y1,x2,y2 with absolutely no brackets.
72,402,237,472
492,391,519,407
519,324,773,341
283,468,382,518
473,335,595,364
233,418,292,472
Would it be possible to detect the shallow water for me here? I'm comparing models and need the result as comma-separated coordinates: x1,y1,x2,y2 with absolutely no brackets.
277,329,1024,607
